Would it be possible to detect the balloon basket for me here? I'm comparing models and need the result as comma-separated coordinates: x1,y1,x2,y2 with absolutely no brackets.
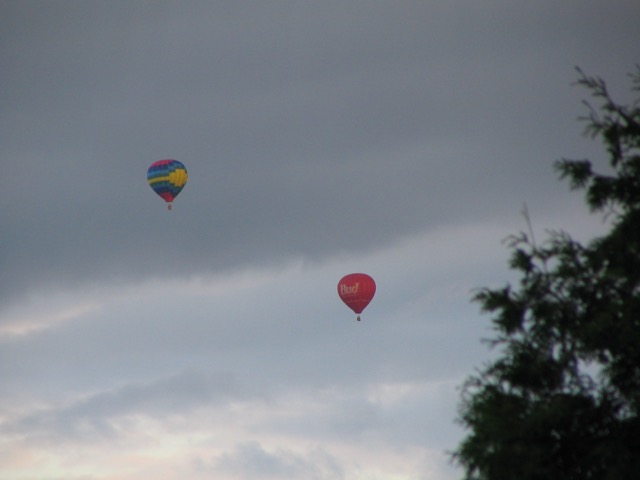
167,204,172,211
356,315,361,321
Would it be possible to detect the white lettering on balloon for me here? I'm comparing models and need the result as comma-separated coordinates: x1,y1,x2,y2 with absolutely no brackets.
340,283,359,295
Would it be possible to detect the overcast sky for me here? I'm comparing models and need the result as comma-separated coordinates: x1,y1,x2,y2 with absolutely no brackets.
1,2,638,479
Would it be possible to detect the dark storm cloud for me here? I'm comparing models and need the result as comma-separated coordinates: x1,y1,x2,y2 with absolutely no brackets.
1,1,638,310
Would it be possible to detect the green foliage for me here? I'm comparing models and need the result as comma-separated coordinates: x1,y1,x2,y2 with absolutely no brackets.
453,67,640,480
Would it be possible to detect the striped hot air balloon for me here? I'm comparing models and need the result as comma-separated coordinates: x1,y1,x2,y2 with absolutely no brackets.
147,159,188,210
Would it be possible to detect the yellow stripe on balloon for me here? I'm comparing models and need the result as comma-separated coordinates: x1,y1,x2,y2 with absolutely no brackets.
148,175,170,185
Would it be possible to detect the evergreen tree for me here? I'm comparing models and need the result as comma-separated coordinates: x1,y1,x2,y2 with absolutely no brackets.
453,67,640,480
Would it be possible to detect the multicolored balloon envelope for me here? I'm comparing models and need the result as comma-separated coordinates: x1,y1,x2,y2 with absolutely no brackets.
337,273,376,321
147,159,188,210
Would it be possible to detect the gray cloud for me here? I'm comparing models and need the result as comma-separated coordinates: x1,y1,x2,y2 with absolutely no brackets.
207,441,345,480
0,369,241,443
2,1,638,309
1,2,638,478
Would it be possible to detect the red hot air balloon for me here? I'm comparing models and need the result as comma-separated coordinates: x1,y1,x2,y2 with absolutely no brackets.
337,273,376,321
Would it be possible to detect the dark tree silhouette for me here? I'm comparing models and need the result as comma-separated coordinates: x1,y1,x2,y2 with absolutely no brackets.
453,67,640,480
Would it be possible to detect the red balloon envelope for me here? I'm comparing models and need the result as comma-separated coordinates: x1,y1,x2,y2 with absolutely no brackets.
337,273,376,321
